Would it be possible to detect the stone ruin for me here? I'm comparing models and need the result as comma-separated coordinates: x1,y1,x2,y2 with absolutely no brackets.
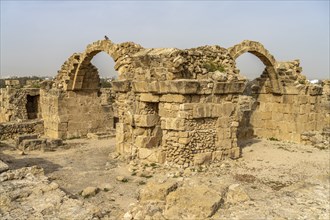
0,39,329,167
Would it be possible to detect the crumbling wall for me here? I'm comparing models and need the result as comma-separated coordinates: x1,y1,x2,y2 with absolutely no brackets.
0,120,44,140
0,88,41,123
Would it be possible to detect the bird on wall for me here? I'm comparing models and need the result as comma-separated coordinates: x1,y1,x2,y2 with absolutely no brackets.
104,35,109,40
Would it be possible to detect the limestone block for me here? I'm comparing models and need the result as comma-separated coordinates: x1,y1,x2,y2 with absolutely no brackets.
148,81,160,93
178,131,189,138
230,147,240,159
139,179,179,201
177,111,191,118
116,132,125,144
135,135,160,149
298,95,308,104
222,102,235,116
134,114,159,127
20,138,47,151
161,118,186,131
212,151,223,161
131,81,149,93
217,139,232,150
225,184,250,204
282,95,294,104
139,93,159,102
16,134,38,146
160,94,190,103
138,148,161,162
259,112,272,120
158,80,199,94
164,185,222,219
213,82,246,94
111,80,131,92
178,137,190,144
159,108,178,118
179,103,194,111
0,160,9,173
309,84,323,96
194,152,212,165
192,104,212,118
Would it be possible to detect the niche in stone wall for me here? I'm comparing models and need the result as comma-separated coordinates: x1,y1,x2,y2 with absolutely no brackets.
26,94,40,119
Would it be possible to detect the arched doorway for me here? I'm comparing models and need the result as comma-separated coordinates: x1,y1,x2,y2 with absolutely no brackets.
228,40,283,146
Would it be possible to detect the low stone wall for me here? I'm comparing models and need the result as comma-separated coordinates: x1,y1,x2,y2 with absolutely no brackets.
40,89,114,139
0,120,44,140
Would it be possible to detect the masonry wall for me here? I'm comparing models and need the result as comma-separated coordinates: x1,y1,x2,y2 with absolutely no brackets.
0,88,41,123
40,89,114,139
237,81,330,143
0,120,44,140
250,94,329,142
113,80,246,166
50,39,330,167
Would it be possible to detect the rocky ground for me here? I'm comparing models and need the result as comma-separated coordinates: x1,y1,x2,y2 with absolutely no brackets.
0,138,329,220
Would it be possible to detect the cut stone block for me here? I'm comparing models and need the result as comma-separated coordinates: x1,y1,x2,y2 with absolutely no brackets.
134,115,159,127
16,134,38,146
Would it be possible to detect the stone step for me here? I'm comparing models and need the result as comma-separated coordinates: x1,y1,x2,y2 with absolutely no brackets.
16,134,38,147
18,138,63,152
87,131,116,140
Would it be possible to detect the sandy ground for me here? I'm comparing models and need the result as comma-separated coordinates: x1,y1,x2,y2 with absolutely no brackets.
0,137,329,219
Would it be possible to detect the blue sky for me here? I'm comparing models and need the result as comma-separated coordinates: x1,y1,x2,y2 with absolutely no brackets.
1,1,329,79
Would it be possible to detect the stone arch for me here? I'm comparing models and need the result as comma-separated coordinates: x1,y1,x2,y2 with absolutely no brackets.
72,40,117,90
55,39,144,91
228,40,283,94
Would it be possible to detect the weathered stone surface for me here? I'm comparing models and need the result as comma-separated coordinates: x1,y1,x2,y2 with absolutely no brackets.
134,115,159,127
81,186,99,198
19,138,47,151
139,180,179,201
140,93,160,102
0,120,44,140
0,166,99,219
0,160,9,173
194,152,212,165
164,185,222,219
225,184,250,204
16,134,38,146
111,80,131,92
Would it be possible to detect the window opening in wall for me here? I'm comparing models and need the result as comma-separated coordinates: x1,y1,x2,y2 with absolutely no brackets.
113,117,119,129
26,95,39,119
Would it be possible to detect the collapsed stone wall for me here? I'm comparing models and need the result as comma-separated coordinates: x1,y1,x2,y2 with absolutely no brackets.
0,120,44,140
0,88,41,123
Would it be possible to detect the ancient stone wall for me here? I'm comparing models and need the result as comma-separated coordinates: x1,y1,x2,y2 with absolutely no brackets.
49,38,329,167
0,120,44,140
40,88,114,139
0,88,41,123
